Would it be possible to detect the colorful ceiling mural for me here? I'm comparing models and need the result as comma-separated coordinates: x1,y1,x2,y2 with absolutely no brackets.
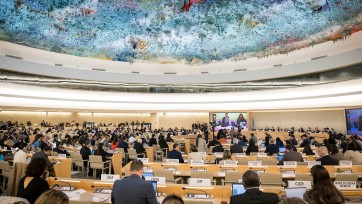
0,0,361,64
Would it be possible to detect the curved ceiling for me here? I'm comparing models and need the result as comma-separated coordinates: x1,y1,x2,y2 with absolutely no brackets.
1,0,362,65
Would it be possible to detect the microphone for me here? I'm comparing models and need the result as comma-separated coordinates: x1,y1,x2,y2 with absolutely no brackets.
182,187,210,199
54,178,75,191
91,185,113,189
161,164,178,170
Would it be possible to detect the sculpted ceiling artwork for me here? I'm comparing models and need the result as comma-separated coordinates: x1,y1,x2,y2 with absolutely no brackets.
0,0,361,64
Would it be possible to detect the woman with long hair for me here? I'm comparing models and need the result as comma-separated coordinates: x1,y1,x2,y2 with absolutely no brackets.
195,134,207,152
304,165,344,204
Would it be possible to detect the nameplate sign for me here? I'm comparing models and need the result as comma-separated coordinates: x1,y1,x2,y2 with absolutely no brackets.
284,161,297,167
223,160,238,166
214,152,223,157
334,181,357,190
101,174,120,182
288,181,312,190
58,154,67,158
257,153,267,157
307,161,321,167
166,159,179,164
235,153,246,157
138,158,149,163
339,160,353,167
189,178,211,187
281,170,295,177
191,160,205,165
248,161,262,166
146,177,166,185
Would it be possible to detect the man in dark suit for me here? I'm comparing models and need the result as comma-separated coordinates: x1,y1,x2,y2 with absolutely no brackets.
278,145,303,165
230,170,279,204
264,138,279,156
230,138,243,154
111,160,157,204
133,139,146,156
316,146,339,165
299,135,310,147
31,146,55,170
167,143,184,163
117,136,129,153
212,141,224,153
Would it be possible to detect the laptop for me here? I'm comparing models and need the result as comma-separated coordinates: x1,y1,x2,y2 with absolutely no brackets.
232,183,246,196
143,172,154,178
151,180,161,197
284,187,307,199
279,147,286,153
277,155,284,161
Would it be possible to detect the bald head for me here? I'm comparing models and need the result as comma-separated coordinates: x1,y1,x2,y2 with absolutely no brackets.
317,146,328,157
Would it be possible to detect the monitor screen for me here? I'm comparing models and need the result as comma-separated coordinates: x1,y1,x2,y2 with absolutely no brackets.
143,172,154,178
345,108,362,135
277,155,284,161
212,112,248,131
279,147,285,153
284,187,307,199
151,181,157,193
232,183,246,196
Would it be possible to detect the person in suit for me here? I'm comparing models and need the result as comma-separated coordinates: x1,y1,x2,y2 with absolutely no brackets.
133,139,146,155
148,134,157,147
299,135,310,147
221,113,229,127
316,146,339,165
31,146,54,170
117,136,129,153
111,160,157,204
278,144,303,165
288,135,298,146
167,143,184,163
246,140,259,155
264,133,272,147
212,141,224,153
264,138,279,156
230,138,243,154
229,170,279,204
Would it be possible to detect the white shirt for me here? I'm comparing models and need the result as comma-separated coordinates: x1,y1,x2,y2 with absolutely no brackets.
13,149,27,165
128,136,136,144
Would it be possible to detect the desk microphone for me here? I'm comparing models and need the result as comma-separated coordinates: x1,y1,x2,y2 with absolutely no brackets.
54,178,74,191
182,187,209,198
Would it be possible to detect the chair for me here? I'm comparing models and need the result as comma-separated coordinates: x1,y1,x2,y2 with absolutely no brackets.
153,170,182,184
115,148,127,164
50,151,58,157
295,173,313,183
0,161,11,190
154,145,164,162
262,160,277,165
88,155,110,179
222,172,244,186
190,171,216,185
73,154,87,176
335,173,358,182
128,149,145,161
259,173,284,187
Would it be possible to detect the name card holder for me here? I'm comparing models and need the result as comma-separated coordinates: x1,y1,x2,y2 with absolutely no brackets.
257,153,268,157
334,181,357,190
283,161,297,167
214,152,223,157
189,178,212,187
190,160,205,165
307,161,321,167
58,154,67,158
288,181,311,189
248,161,262,167
101,174,120,182
138,158,149,163
166,159,180,164
339,160,353,167
281,170,295,177
235,153,246,157
223,160,238,166
146,177,166,185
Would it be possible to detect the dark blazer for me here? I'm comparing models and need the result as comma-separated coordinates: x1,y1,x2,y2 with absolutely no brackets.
133,142,145,154
111,174,158,204
300,138,311,147
212,146,225,153
246,145,259,155
278,150,304,165
230,144,243,154
230,188,279,204
265,144,279,156
158,140,168,150
148,138,157,146
316,155,339,165
118,141,129,153
31,151,53,169
167,150,184,163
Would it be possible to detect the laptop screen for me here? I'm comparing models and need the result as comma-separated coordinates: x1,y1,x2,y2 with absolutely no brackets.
277,155,284,161
284,187,307,199
143,172,154,178
151,181,157,193
232,183,246,196
279,147,286,153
